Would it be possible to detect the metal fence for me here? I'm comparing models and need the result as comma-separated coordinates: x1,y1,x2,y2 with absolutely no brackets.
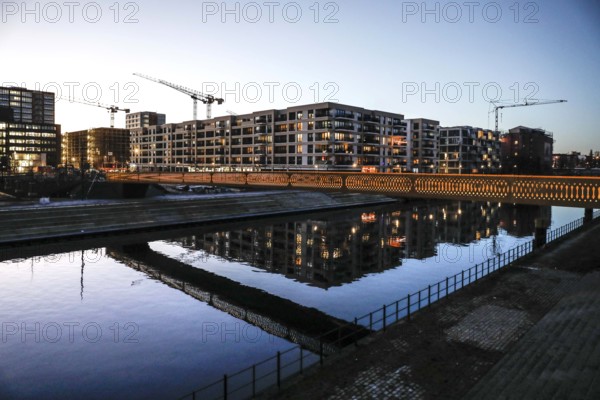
547,210,600,241
178,211,599,400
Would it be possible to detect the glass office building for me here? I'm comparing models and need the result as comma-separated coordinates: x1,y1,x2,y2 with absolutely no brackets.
0,86,61,172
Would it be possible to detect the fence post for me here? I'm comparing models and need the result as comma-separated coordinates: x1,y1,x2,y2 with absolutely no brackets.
428,285,431,306
407,294,411,321
383,304,387,331
461,270,464,289
223,375,228,400
418,290,422,311
446,277,449,297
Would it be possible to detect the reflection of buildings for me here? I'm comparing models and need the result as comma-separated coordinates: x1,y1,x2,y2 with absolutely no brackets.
171,201,527,288
178,213,406,288
436,201,501,244
499,204,552,237
403,206,437,259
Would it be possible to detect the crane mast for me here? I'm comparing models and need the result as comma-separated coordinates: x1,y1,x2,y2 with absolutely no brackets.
491,99,567,132
133,73,224,120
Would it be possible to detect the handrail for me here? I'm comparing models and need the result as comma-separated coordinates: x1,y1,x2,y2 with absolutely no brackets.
177,212,599,400
107,171,600,208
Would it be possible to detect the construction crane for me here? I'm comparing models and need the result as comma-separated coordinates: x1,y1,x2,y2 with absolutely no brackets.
133,73,224,120
59,97,130,128
491,99,567,132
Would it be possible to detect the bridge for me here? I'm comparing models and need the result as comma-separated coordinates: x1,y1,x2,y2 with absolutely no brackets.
107,172,600,209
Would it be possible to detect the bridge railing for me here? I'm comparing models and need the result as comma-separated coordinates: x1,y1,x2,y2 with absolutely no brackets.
176,212,600,400
107,171,600,207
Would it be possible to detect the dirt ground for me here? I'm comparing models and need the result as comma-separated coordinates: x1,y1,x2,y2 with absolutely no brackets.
261,219,600,400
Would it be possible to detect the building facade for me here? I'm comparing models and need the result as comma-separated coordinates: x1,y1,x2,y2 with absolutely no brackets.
501,126,554,174
62,128,130,170
130,102,406,172
0,86,61,172
552,152,581,170
403,118,439,173
126,111,166,130
438,126,501,174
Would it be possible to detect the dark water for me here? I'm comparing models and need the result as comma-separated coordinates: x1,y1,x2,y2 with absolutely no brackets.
0,201,587,399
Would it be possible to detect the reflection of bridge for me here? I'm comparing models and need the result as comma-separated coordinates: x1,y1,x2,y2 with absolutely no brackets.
108,245,366,352
108,172,600,208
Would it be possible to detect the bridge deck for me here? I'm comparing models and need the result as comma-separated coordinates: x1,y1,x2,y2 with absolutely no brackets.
108,172,600,208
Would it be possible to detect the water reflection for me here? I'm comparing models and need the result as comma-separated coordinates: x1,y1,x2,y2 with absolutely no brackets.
166,202,549,288
498,203,553,237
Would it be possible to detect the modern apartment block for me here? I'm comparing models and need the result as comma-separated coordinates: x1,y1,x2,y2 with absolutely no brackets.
438,126,501,174
126,111,166,130
62,128,130,170
130,102,406,172
0,86,61,172
403,118,440,173
501,126,553,174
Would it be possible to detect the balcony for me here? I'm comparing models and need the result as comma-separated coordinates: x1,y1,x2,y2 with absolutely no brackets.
363,125,380,134
333,111,354,120
363,115,381,124
361,135,380,145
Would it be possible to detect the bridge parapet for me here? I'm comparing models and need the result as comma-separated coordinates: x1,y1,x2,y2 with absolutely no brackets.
108,172,600,208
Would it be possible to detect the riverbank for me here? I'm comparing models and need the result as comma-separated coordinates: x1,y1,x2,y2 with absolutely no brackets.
263,217,600,399
0,191,397,246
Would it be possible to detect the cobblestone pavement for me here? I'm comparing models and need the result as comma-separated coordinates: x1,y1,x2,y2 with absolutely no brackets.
263,220,600,400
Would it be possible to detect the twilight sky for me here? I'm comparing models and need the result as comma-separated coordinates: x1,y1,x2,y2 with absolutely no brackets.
1,0,599,152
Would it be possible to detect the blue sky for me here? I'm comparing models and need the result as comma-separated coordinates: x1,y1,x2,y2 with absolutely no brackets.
2,0,599,152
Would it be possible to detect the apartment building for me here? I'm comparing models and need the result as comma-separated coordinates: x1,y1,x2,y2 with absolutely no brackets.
403,118,439,173
126,111,166,130
501,126,553,174
130,102,406,172
62,128,130,169
438,126,501,174
0,86,61,172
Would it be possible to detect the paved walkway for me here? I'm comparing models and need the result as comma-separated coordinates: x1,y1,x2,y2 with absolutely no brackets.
265,220,600,400
465,272,600,400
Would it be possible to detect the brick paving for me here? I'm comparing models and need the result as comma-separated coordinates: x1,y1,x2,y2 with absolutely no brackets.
263,220,600,400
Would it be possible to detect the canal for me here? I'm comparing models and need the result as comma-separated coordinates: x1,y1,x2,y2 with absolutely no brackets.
0,200,588,399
